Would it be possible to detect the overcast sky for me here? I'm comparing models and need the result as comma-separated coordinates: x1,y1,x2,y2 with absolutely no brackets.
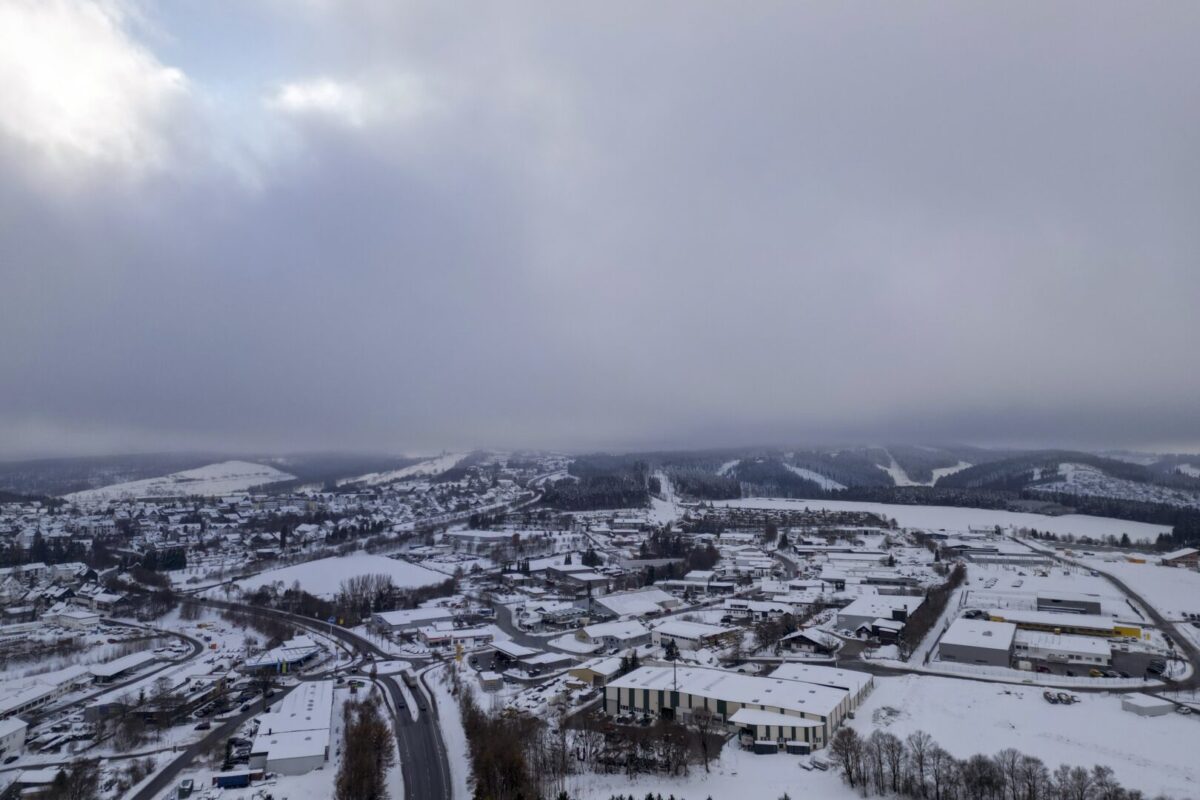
2,1,1198,458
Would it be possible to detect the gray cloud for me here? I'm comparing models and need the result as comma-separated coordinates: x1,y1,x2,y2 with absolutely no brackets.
2,1,1199,457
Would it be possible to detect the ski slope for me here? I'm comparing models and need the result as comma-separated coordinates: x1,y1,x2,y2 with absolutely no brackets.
65,460,293,502
783,463,845,490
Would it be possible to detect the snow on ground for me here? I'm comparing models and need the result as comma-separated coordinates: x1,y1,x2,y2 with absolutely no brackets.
648,470,683,525
712,497,1170,541
237,553,446,598
854,674,1200,799
1076,556,1200,620
426,665,472,800
340,453,468,486
784,464,846,491
546,634,599,654
717,459,740,476
1177,464,1200,478
567,741,858,800
65,460,293,502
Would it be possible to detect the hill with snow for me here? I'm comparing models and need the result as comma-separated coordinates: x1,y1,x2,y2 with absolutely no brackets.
64,460,294,502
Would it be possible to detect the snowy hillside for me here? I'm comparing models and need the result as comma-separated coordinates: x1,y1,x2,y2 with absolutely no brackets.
237,553,447,598
65,460,294,502
1031,462,1200,509
338,452,467,486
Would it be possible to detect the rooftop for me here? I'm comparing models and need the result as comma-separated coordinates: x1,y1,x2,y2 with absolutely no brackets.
609,665,848,719
939,618,1017,651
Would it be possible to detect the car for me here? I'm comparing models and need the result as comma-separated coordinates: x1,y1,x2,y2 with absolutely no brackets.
3,756,18,765
1089,669,1104,678
1176,706,1192,715
1035,666,1051,674
239,704,251,713
194,721,211,730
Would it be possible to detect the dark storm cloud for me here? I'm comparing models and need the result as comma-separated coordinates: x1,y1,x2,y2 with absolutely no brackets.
2,1,1199,457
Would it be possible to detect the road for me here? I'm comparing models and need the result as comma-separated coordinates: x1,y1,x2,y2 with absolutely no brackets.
129,600,452,800
130,686,290,800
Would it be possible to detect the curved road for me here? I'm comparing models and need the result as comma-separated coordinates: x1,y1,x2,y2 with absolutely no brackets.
132,600,452,800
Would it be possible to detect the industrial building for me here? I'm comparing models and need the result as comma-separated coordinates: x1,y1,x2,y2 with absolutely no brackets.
1012,630,1112,667
605,665,855,749
649,619,739,651
986,609,1141,638
936,619,1017,667
250,680,334,776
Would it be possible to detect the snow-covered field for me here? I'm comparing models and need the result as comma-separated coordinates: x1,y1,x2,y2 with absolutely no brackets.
567,739,858,800
1077,557,1200,620
855,675,1200,798
713,497,1170,541
64,460,293,502
340,453,467,486
930,460,973,483
237,553,447,598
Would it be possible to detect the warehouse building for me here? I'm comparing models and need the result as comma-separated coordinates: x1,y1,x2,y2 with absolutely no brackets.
836,595,923,632
605,665,850,749
650,619,739,651
1012,630,1111,667
89,651,158,684
986,609,1140,638
250,680,334,776
936,619,1016,667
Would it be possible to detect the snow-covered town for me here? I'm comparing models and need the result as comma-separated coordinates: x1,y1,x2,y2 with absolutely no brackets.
0,451,1198,799
4,3,1200,799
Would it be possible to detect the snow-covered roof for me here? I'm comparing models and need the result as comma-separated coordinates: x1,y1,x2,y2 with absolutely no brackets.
1013,629,1112,657
651,619,736,640
90,650,157,678
939,618,1017,651
729,707,823,728
609,665,848,719
768,663,873,695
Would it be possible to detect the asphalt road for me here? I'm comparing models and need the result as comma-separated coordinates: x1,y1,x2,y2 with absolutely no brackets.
196,599,453,800
130,686,292,800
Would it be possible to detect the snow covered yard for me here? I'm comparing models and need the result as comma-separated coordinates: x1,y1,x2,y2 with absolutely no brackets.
850,675,1200,798
236,552,447,598
565,743,859,800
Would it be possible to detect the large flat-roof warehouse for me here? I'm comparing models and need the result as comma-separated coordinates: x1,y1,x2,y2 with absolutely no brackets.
605,664,870,749
250,680,335,776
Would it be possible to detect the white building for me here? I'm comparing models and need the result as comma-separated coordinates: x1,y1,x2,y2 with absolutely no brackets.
0,718,27,760
936,619,1016,668
767,664,874,710
250,680,335,775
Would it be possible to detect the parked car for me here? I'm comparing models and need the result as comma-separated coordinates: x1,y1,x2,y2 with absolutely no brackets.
194,721,211,730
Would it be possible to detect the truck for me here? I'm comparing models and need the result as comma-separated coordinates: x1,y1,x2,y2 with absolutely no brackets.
401,669,418,689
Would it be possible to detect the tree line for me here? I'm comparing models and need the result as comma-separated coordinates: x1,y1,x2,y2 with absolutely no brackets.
828,726,1174,800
